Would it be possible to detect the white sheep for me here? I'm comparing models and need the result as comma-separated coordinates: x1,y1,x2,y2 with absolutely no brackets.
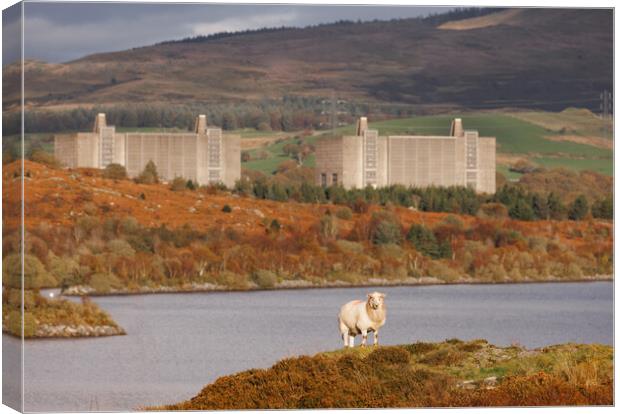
338,292,386,348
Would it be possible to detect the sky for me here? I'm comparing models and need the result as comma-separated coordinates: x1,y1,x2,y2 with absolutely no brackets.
3,2,452,64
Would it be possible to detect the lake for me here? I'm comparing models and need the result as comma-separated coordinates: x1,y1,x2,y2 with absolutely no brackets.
3,281,613,411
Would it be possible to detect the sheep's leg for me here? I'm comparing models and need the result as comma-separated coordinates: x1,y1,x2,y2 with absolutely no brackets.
361,329,368,347
374,330,379,346
348,335,355,348
342,332,349,348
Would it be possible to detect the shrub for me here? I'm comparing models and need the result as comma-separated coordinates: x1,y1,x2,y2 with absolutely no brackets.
420,347,467,366
569,195,589,221
8,288,35,309
30,150,61,169
136,160,159,184
366,347,411,366
8,310,36,337
89,273,122,293
222,204,233,213
477,202,508,219
369,210,402,245
509,159,539,174
120,216,140,235
257,122,271,131
2,254,49,289
318,214,338,242
591,197,612,219
509,199,535,221
407,224,441,258
404,341,439,356
103,163,127,180
252,270,278,289
335,207,353,220
217,271,250,290
108,239,135,257
427,261,461,283
170,177,187,191
268,219,281,234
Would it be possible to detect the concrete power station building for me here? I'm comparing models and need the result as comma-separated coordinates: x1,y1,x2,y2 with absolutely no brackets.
315,117,496,194
54,114,241,187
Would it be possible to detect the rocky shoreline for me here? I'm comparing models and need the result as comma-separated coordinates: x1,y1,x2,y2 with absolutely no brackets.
2,323,125,339
62,274,613,297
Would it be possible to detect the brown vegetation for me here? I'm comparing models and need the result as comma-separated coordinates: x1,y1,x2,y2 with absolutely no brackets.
3,161,612,295
154,340,612,409
517,168,613,204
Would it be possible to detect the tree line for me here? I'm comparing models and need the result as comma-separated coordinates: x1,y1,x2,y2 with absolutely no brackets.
3,98,419,136
233,175,612,221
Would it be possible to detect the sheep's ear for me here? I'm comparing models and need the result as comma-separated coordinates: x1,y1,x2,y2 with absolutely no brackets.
380,293,386,298
367,294,372,299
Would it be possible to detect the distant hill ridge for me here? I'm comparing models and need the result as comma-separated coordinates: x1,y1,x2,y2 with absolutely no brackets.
3,8,611,112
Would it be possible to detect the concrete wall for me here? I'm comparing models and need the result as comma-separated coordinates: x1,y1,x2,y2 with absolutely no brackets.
387,136,457,187
222,134,241,188
314,127,496,193
377,136,388,187
125,133,199,182
477,137,496,194
315,136,344,187
455,136,466,186
54,134,78,168
113,133,126,165
53,115,241,188
76,133,99,168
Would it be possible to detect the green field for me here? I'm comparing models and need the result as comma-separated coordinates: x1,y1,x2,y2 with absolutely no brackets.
243,134,320,174
533,157,613,176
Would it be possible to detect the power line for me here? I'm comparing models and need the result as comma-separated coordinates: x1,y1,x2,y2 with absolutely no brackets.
600,90,612,120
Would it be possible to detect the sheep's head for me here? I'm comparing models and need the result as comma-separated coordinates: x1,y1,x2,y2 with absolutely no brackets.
367,292,386,310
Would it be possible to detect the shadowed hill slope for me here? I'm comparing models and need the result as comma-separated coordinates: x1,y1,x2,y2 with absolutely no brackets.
4,8,612,112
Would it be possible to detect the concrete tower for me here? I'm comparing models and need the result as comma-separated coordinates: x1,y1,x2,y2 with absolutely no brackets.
450,118,464,137
194,114,208,134
356,117,369,136
93,113,107,133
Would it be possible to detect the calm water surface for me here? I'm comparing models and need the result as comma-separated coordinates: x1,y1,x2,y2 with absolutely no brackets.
4,281,613,411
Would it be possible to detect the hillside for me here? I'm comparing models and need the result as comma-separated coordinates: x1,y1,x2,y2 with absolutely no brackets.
3,8,612,112
154,340,613,409
3,161,612,296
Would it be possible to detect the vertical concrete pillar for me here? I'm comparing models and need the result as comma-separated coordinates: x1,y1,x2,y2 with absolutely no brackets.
93,113,107,133
194,114,207,134
450,118,464,137
356,117,368,136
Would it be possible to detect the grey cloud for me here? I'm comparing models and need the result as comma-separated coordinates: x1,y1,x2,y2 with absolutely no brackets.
19,2,451,63
3,3,21,65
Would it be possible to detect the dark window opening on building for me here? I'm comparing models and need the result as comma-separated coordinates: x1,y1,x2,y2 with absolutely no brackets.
332,173,338,185
321,173,327,187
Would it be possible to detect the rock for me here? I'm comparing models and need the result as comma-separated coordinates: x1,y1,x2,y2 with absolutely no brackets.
484,376,497,386
458,380,476,390
253,209,265,218
189,207,197,213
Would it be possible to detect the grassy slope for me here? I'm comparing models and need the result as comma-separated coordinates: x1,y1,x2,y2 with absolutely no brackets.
244,134,320,174
155,339,613,409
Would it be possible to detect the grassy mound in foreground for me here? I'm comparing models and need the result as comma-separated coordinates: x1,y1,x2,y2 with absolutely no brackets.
155,340,612,409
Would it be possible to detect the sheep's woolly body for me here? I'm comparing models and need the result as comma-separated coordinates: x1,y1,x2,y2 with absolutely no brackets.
338,292,386,347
